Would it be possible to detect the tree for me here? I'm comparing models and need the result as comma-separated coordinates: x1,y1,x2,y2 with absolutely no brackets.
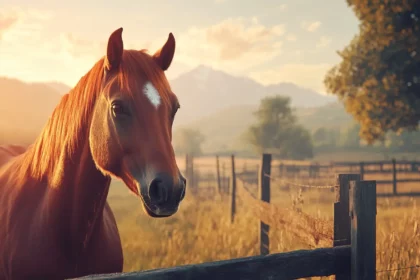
339,122,361,148
312,127,328,146
324,0,420,144
312,127,341,148
245,95,314,159
172,128,205,156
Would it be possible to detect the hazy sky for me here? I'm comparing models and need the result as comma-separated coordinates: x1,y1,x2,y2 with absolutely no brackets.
0,0,359,93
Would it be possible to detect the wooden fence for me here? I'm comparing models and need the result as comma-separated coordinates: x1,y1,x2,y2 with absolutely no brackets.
184,155,420,198
74,153,377,280
332,159,420,197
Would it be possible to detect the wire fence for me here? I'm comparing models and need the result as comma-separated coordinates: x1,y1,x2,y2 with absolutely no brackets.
234,175,420,277
237,178,333,247
264,173,336,190
183,154,420,278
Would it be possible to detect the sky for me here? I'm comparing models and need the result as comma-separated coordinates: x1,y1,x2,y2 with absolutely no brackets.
0,0,360,94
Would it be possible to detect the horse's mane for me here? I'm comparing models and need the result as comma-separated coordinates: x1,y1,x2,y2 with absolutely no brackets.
19,50,174,186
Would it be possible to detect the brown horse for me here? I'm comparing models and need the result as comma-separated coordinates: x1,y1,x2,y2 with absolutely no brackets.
0,28,186,280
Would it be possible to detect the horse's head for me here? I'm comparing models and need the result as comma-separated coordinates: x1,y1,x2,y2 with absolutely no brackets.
89,28,185,218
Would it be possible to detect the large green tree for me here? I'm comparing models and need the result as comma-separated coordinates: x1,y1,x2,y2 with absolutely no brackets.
246,95,313,160
324,0,420,143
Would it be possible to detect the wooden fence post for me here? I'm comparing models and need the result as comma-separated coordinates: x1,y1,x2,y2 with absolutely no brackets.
359,162,364,180
350,180,377,280
392,158,397,195
216,155,221,195
334,173,361,280
230,154,236,223
259,153,272,255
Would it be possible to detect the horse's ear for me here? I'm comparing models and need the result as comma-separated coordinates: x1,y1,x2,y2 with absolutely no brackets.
104,27,124,72
153,33,175,71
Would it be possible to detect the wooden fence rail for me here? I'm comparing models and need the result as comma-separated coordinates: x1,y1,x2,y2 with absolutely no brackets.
186,155,420,198
73,246,351,280
73,153,377,280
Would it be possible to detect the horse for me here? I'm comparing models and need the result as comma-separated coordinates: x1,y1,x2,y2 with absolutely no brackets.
0,27,186,280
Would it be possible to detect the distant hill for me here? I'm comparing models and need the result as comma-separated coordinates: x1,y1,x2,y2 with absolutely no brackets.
0,66,344,149
43,81,72,95
171,65,337,126
181,102,353,153
295,102,353,130
0,77,63,145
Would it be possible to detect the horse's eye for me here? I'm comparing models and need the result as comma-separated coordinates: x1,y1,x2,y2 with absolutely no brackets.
111,102,126,116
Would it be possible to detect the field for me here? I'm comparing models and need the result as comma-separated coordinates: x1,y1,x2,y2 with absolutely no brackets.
107,156,420,279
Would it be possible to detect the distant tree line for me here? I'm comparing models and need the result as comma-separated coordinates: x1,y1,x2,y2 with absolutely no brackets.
172,92,420,160
312,123,420,153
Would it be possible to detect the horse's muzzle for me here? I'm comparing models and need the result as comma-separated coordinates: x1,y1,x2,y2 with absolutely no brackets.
141,172,186,217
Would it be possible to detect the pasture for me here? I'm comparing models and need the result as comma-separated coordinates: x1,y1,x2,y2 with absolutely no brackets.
107,155,420,279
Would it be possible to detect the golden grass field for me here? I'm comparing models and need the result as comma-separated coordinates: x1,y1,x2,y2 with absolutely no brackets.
107,156,420,280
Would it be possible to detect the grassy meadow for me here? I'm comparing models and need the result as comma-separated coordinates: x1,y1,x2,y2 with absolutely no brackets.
107,156,420,279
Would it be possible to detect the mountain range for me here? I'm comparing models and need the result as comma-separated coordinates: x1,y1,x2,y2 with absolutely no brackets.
0,66,351,151
0,77,63,145
171,65,337,126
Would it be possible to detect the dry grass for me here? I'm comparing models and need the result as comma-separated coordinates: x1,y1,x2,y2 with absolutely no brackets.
107,156,420,280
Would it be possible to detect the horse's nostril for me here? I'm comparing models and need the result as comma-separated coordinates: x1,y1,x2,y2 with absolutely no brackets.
148,178,168,204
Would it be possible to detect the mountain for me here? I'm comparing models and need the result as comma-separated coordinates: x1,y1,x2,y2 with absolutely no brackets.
0,77,63,145
295,102,353,130
44,81,72,95
183,104,257,152
171,65,337,126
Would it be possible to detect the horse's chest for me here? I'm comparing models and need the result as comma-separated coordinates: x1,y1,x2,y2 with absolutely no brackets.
3,223,123,280
74,210,124,277
2,234,73,279
76,210,124,275
1,209,123,279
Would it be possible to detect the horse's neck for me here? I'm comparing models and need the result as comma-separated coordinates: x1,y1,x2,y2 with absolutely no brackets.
46,138,111,254
20,89,111,257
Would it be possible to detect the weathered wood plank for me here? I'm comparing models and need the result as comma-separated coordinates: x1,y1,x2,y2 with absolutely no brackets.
334,174,361,247
350,180,376,280
71,246,351,280
259,153,271,256
334,174,361,280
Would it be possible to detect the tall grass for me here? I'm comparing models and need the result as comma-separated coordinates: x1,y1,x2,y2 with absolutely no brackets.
107,157,420,280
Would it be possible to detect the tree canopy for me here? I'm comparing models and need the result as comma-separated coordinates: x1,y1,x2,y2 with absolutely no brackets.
324,0,420,143
245,95,313,160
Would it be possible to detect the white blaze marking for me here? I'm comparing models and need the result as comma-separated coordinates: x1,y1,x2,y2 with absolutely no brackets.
143,81,161,108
